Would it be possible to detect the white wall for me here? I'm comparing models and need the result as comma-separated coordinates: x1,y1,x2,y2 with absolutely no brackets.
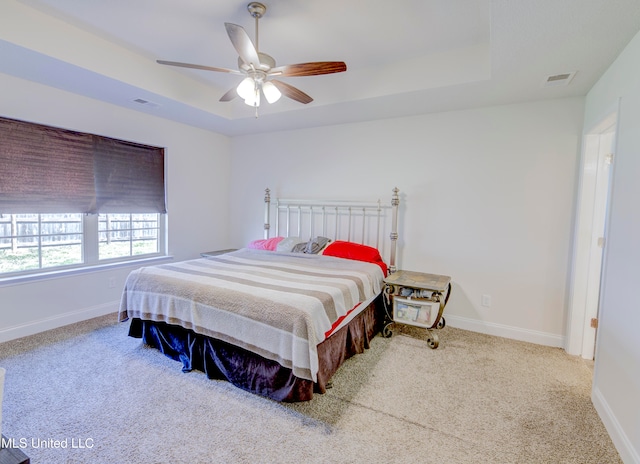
0,72,232,341
585,30,640,464
229,97,584,346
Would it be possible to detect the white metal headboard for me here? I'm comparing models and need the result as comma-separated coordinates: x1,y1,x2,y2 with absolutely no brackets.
263,188,400,273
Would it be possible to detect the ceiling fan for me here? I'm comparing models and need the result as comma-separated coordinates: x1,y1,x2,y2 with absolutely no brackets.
157,2,347,115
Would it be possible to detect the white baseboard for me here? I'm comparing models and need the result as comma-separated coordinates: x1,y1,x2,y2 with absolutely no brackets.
592,386,640,464
0,301,119,343
2,308,565,348
444,314,565,348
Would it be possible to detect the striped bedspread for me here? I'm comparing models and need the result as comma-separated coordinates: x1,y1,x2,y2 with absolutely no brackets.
118,248,384,381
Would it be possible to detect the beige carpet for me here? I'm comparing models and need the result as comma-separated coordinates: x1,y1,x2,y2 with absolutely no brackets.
0,314,621,463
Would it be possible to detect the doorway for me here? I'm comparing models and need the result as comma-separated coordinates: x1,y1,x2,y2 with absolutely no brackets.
566,110,617,359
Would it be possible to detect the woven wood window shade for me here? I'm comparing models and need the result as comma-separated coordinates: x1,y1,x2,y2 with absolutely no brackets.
94,137,166,214
0,116,166,214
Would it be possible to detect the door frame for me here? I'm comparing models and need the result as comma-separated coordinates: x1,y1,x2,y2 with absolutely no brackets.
566,105,618,358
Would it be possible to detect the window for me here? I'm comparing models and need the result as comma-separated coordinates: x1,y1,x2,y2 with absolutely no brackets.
0,213,83,274
0,116,167,278
0,213,164,276
99,213,160,260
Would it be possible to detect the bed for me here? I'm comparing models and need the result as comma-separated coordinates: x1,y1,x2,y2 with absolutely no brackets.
119,188,400,402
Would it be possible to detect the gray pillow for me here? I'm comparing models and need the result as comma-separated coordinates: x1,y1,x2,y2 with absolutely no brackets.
291,241,308,253
306,236,331,254
292,236,331,254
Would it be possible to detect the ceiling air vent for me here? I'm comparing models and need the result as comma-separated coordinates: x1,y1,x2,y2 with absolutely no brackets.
541,71,576,87
132,98,160,109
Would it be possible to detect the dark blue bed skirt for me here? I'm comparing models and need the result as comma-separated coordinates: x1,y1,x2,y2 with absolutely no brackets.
127,296,382,402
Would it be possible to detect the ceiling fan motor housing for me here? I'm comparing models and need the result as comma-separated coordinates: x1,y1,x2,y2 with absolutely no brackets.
247,2,266,19
238,52,275,73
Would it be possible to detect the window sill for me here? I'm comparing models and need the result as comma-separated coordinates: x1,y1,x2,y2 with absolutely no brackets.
0,255,174,288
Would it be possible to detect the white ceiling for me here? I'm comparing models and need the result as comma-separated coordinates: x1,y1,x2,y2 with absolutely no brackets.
1,0,640,136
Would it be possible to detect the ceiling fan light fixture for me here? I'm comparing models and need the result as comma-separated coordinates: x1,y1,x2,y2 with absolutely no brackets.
244,87,260,107
236,76,255,100
262,81,281,103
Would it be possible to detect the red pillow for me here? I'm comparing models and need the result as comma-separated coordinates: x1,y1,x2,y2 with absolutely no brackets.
247,236,284,251
322,241,388,276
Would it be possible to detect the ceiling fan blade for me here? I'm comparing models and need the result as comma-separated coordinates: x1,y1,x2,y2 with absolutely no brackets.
219,87,238,102
270,61,347,77
225,23,260,67
157,60,240,74
271,80,313,104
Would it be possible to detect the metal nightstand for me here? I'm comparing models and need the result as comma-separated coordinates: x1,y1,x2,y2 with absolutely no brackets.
382,270,452,349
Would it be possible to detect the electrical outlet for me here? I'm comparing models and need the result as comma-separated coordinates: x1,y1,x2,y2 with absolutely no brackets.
481,294,492,307
108,277,116,289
